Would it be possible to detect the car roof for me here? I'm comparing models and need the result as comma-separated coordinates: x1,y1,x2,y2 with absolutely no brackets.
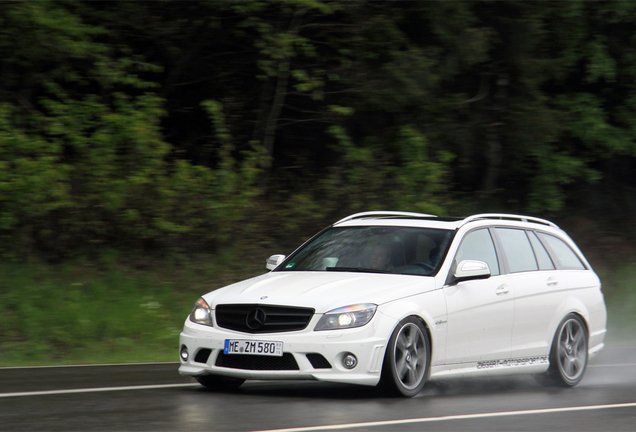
333,211,559,230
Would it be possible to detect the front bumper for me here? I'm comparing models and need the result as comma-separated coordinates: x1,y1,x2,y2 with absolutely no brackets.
178,314,395,387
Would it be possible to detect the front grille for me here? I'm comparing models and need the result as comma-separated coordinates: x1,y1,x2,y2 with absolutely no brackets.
215,352,299,370
306,353,332,369
215,304,315,334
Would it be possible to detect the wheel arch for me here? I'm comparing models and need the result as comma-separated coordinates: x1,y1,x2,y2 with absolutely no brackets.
548,296,591,346
378,301,438,364
570,311,590,337
413,314,434,379
553,310,591,350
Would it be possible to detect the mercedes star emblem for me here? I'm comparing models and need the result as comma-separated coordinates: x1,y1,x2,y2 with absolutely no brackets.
246,308,267,330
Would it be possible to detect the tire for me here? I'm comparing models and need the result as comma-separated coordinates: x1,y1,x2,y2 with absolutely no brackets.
380,317,430,397
195,374,245,391
537,313,588,387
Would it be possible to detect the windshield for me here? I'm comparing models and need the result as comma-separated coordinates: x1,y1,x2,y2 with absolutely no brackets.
277,226,454,276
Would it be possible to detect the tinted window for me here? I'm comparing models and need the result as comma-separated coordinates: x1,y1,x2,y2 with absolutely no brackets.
455,229,500,276
536,233,586,270
278,226,454,276
528,231,556,270
495,228,538,273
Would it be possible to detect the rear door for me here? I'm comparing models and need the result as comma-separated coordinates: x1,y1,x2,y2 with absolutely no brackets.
494,228,565,358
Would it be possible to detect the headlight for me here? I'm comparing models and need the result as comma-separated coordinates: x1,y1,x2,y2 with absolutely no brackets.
189,297,213,326
314,304,377,331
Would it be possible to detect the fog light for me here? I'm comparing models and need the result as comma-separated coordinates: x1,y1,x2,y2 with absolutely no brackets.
342,353,357,369
180,345,189,362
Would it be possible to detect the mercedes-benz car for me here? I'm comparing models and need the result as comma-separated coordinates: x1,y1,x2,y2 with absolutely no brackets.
178,212,607,397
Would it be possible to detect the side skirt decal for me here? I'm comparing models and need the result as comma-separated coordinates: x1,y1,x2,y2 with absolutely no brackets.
477,356,549,370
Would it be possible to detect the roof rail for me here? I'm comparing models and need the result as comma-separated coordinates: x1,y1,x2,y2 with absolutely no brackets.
335,211,437,225
459,213,559,229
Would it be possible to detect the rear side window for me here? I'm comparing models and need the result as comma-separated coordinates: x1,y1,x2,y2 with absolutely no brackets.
495,228,538,273
536,233,586,270
455,229,500,276
528,231,556,270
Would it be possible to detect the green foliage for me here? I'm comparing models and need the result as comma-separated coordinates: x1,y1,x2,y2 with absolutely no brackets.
3,0,636,366
0,261,178,365
2,0,636,258
0,1,171,255
200,100,265,242
392,126,454,215
554,94,630,155
321,124,452,216
0,256,266,366
0,1,265,256
0,104,72,229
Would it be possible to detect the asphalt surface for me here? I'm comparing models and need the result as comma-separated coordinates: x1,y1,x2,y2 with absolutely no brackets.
1,347,635,432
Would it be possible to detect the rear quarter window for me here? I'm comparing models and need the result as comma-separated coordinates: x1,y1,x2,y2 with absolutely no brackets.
528,231,556,270
536,232,586,270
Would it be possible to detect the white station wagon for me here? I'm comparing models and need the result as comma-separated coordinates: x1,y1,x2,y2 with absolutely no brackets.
179,212,607,396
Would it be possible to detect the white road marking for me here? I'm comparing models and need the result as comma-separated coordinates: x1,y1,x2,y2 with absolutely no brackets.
251,402,636,432
587,363,636,368
0,383,199,398
0,362,180,370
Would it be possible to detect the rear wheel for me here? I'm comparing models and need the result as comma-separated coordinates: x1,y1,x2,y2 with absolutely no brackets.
537,314,588,387
380,317,430,397
196,375,245,391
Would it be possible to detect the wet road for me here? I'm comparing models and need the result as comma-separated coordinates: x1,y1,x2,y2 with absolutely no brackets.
1,347,635,431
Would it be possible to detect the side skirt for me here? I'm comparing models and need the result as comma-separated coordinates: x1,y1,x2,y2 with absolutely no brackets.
429,356,550,381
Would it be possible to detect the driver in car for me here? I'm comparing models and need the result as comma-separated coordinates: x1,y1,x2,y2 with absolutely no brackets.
369,244,393,271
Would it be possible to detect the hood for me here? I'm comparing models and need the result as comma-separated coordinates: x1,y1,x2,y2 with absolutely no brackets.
203,271,435,313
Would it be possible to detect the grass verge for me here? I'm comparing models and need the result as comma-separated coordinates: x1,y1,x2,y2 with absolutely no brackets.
597,264,636,347
0,253,266,367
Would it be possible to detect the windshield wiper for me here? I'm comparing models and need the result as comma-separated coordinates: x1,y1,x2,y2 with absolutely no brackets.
325,267,393,274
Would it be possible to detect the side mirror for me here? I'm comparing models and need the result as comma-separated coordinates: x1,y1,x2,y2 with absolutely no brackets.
266,254,286,270
449,260,491,285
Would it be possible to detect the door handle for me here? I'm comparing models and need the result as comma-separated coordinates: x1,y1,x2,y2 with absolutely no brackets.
546,277,558,286
496,284,510,295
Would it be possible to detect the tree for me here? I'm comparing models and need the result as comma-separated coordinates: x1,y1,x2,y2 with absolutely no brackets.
0,1,262,257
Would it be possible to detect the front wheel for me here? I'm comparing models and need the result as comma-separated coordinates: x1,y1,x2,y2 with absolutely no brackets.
380,317,430,397
196,374,245,391
537,314,588,387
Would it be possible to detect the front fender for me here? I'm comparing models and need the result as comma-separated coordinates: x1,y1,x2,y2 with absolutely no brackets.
378,289,447,366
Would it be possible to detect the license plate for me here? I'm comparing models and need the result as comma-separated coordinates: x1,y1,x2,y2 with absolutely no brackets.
224,339,283,357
